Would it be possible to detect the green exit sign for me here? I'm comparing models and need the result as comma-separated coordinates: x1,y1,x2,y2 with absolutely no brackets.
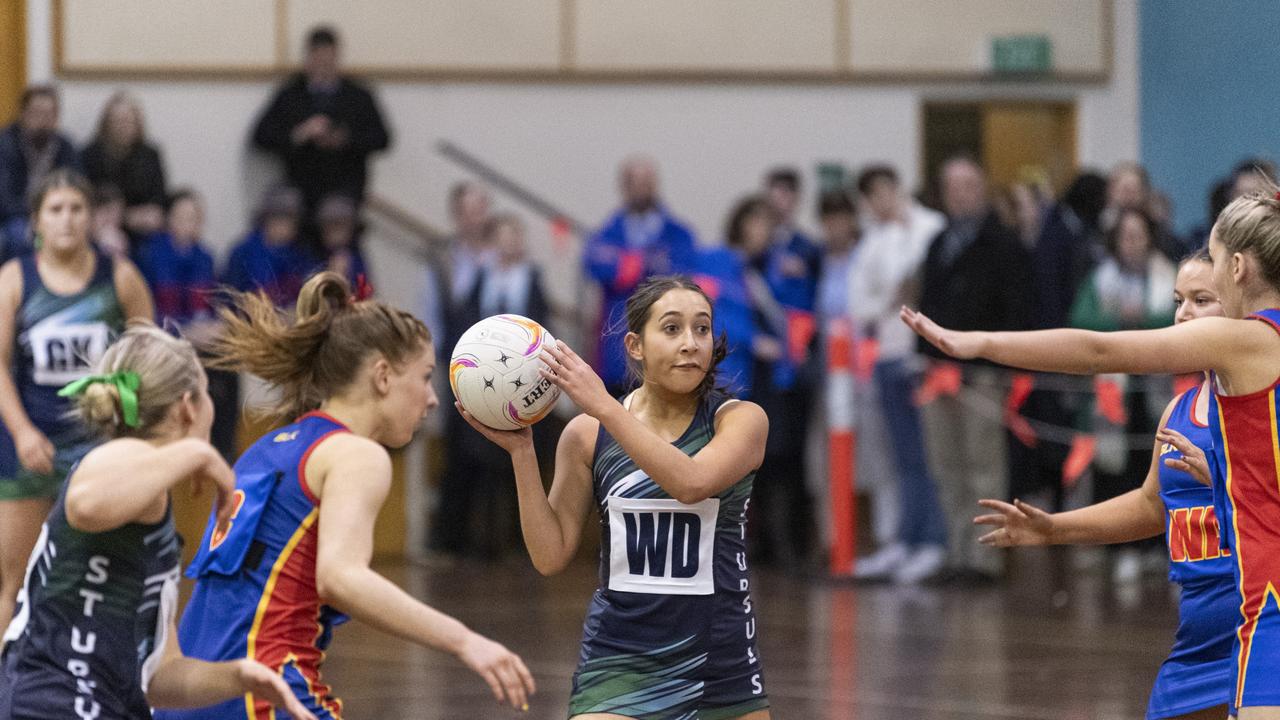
992,35,1052,74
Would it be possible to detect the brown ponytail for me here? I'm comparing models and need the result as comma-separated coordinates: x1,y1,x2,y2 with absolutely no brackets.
208,271,431,424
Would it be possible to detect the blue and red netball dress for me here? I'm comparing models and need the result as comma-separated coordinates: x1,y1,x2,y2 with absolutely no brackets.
1146,382,1235,719
155,412,350,720
1206,308,1280,711
569,390,768,719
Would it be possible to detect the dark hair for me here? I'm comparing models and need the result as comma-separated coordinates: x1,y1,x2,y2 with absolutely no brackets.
856,165,899,196
817,189,855,218
307,25,339,50
1208,177,1234,221
1105,207,1157,258
20,85,57,112
623,275,728,401
28,169,93,218
1062,171,1108,230
724,195,772,249
765,167,800,193
208,271,432,424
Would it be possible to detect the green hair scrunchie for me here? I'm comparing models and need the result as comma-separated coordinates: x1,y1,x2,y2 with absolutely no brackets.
58,371,142,428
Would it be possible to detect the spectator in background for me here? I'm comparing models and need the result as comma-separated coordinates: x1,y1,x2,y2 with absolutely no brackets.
917,155,1033,582
252,25,391,220
89,184,130,259
135,188,238,460
720,194,814,567
0,85,80,244
814,189,859,330
849,165,949,583
80,91,167,238
694,198,767,399
222,185,319,307
431,214,551,560
585,155,697,395
1103,162,1182,260
1068,207,1176,584
314,193,368,289
1015,171,1108,513
762,167,824,317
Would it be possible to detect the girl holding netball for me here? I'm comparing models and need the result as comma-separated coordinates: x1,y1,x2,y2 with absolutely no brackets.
462,275,771,719
0,323,314,719
972,250,1232,720
904,187,1280,719
157,272,533,720
0,170,153,627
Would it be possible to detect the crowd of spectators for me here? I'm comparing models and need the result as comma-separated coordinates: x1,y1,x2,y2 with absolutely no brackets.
1,23,1270,584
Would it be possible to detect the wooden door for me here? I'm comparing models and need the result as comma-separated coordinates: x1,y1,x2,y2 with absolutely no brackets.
0,0,25,124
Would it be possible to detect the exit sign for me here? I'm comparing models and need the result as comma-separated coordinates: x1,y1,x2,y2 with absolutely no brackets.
992,35,1052,74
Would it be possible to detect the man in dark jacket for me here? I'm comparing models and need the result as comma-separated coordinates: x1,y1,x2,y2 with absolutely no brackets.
0,85,81,245
917,155,1033,582
251,26,391,218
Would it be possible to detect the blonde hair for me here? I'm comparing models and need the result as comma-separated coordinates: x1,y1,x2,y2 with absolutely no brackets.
75,323,203,439
1215,176,1280,290
207,271,432,425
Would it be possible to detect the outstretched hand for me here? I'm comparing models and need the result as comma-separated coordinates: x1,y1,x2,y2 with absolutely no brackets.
1158,427,1212,486
539,340,615,419
973,498,1056,547
900,307,984,360
456,632,537,712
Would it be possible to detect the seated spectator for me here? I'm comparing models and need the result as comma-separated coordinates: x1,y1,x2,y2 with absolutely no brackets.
314,193,368,289
0,85,80,242
584,156,698,395
80,91,167,238
222,185,319,307
90,184,130,258
137,188,217,340
136,188,238,461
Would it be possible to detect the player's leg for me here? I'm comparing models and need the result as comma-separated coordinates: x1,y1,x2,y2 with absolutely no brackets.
0,497,53,625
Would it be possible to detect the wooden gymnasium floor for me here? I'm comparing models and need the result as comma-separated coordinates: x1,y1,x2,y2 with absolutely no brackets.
304,547,1185,719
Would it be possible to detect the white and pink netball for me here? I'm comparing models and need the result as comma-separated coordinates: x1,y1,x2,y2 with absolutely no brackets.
449,314,561,431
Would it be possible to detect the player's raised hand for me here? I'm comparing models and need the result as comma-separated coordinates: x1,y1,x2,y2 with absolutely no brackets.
974,498,1056,547
540,340,613,418
456,631,537,712
1157,427,1212,486
900,306,985,360
456,402,533,454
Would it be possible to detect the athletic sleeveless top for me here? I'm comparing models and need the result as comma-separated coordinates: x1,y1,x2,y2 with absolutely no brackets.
1207,307,1280,709
176,412,350,719
13,252,124,437
594,389,753,598
1,473,180,719
1159,382,1234,586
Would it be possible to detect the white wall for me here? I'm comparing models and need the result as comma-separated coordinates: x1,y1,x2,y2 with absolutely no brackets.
26,0,1139,315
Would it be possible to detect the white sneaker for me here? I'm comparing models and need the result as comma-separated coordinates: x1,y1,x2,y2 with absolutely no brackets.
894,545,947,584
853,543,908,580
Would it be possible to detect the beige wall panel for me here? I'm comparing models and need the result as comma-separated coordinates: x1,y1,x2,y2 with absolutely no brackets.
574,0,835,72
61,0,275,69
849,0,1106,74
287,0,561,70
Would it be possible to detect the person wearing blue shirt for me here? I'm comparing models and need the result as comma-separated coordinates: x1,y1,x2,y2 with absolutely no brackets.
222,186,321,307
584,156,698,395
